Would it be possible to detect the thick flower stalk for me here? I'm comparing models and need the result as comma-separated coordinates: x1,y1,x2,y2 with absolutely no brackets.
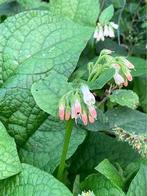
94,22,118,42
57,85,97,181
58,85,97,125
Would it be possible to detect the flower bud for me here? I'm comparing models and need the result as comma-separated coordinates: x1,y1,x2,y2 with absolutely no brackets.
126,73,133,81
59,104,65,120
100,49,113,56
108,26,115,38
123,80,128,87
65,107,71,121
74,99,82,114
110,22,119,29
88,106,97,119
81,111,88,126
89,115,95,123
104,25,109,37
113,72,125,85
93,28,99,39
81,85,96,106
71,104,76,119
119,57,135,69
99,25,105,41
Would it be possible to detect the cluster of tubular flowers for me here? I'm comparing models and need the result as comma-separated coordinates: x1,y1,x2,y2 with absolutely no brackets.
112,57,134,86
94,22,118,42
58,85,97,125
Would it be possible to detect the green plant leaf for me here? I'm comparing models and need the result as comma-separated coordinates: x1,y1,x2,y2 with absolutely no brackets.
127,164,147,196
31,71,72,117
134,76,147,113
0,0,9,4
80,174,125,196
128,57,147,77
0,163,72,196
95,159,124,189
0,121,21,180
0,9,96,144
109,89,139,109
73,175,80,196
0,0,20,16
17,0,48,10
19,117,86,173
99,5,114,24
108,0,125,8
89,68,115,90
50,0,100,26
69,132,140,179
106,107,147,135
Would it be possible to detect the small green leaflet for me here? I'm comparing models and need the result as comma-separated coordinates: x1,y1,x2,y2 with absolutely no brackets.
109,89,139,109
95,159,125,189
89,68,115,90
31,71,73,117
80,174,125,196
99,5,114,24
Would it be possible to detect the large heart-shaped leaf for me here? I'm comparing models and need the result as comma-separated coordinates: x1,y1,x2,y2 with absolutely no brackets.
0,121,21,180
0,7,98,144
0,163,72,196
19,118,86,173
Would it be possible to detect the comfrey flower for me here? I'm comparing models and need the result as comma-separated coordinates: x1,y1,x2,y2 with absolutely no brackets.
58,85,97,125
112,57,134,86
94,22,118,42
78,190,95,196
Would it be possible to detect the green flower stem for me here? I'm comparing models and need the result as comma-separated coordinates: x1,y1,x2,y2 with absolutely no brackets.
57,119,74,181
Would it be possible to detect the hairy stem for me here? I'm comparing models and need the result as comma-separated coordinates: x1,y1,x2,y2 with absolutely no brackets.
57,119,73,181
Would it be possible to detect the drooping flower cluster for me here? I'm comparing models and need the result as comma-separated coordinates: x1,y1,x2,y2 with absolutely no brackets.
94,22,118,42
88,49,134,87
112,57,134,86
58,85,97,125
